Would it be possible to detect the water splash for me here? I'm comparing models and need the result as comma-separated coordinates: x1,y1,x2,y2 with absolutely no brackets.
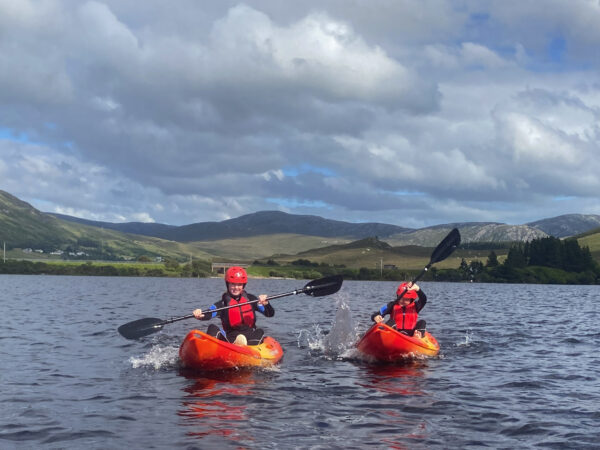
323,299,358,355
456,329,473,347
297,299,362,360
130,344,180,370
297,324,327,350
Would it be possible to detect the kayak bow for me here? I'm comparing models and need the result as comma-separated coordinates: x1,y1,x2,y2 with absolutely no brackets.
356,323,440,362
179,329,283,371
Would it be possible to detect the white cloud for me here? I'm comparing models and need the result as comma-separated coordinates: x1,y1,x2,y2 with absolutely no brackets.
76,1,140,67
129,212,155,223
503,113,582,165
423,42,511,72
0,1,599,228
91,96,120,112
203,5,434,110
460,42,508,69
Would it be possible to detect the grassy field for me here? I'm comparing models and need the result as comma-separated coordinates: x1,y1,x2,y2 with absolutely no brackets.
578,232,600,261
189,234,351,261
40,260,168,270
0,258,189,277
271,245,502,270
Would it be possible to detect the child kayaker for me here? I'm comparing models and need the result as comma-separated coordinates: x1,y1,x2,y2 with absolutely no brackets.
192,266,274,346
371,282,427,338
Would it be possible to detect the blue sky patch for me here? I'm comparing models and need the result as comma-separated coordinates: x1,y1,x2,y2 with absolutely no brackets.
547,35,566,63
266,197,329,209
391,190,426,197
282,164,336,177
0,127,30,143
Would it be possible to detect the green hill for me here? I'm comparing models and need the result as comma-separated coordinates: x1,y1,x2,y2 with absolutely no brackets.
0,191,72,249
0,190,212,262
270,236,490,270
577,227,600,261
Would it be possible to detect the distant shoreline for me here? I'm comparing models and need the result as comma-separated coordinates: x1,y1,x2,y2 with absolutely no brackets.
1,258,598,285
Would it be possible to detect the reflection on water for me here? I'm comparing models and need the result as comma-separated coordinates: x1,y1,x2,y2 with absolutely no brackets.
357,361,432,448
177,369,258,445
358,361,427,396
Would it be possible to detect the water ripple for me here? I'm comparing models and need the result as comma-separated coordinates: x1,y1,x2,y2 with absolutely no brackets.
2,276,600,448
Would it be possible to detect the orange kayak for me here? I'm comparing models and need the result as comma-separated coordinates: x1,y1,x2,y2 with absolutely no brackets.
179,329,283,371
356,323,440,362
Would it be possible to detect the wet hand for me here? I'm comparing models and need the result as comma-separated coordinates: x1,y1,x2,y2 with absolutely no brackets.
374,315,384,323
258,294,268,306
193,308,204,319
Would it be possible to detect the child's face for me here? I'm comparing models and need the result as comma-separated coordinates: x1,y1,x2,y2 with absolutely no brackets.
228,282,244,296
398,296,412,306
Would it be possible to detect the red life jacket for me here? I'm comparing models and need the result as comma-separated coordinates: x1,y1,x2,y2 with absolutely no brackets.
226,294,255,328
392,302,418,330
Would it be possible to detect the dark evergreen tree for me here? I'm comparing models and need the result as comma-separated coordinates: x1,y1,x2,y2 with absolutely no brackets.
504,243,527,268
460,258,470,280
580,246,597,272
528,236,561,268
469,260,484,280
486,250,499,267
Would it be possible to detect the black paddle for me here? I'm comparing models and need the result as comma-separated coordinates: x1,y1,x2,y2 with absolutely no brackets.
396,227,461,300
118,274,344,340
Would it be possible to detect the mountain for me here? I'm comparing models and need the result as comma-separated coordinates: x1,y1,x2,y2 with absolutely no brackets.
51,210,413,241
50,203,599,246
385,223,548,246
527,214,600,238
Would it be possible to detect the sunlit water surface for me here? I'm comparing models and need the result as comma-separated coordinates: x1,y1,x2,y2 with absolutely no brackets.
1,275,599,449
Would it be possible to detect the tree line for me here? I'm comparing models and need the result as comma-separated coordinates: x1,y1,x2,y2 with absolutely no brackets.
0,259,211,278
435,236,599,284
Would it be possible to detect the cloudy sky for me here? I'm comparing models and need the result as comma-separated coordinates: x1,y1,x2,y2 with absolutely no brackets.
1,0,599,228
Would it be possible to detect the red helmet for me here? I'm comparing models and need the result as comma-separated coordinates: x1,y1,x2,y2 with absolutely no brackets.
225,266,248,284
396,282,418,300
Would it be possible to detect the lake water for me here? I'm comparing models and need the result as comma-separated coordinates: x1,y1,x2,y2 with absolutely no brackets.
1,275,599,449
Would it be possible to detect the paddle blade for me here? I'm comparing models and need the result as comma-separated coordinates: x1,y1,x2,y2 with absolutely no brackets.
302,274,343,297
429,228,461,265
118,317,165,340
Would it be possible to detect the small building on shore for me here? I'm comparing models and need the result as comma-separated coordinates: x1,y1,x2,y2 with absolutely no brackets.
211,263,249,275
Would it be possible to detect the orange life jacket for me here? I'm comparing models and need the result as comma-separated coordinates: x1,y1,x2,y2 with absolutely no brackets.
392,302,418,331
226,294,256,328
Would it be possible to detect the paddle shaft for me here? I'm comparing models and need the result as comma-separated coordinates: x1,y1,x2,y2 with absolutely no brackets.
118,293,299,337
165,280,340,323
396,228,461,301
118,275,343,339
395,264,433,300
163,297,273,325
